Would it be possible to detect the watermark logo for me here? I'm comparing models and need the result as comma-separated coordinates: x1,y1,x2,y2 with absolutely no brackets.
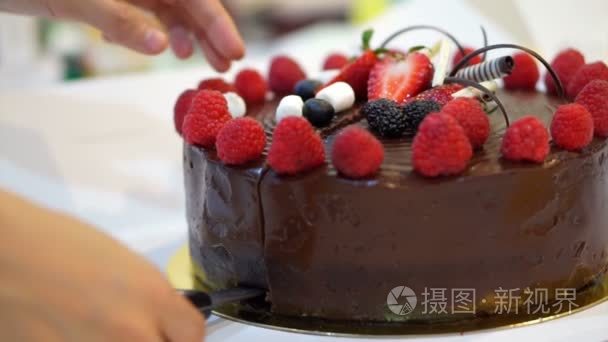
387,286,417,315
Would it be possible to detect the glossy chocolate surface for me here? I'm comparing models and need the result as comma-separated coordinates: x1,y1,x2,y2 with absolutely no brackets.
185,90,608,321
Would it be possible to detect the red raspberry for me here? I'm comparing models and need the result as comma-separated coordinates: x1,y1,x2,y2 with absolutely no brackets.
268,117,325,175
452,46,482,67
501,116,549,163
412,113,473,177
216,118,266,165
198,78,236,93
183,90,232,148
234,69,267,104
544,48,585,95
173,89,196,135
575,80,608,137
550,104,594,151
567,61,608,100
268,56,307,95
331,126,384,179
441,97,490,149
323,53,349,70
408,84,464,106
503,53,540,90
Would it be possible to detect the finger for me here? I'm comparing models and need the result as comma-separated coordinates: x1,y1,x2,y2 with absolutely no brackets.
178,0,245,60
82,0,169,55
154,7,195,59
196,32,231,72
159,293,206,342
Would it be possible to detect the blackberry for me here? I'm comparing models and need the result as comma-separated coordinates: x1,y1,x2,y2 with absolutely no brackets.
362,99,407,138
402,100,441,133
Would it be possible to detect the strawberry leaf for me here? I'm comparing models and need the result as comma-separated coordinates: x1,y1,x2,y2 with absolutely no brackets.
409,45,427,53
362,29,374,50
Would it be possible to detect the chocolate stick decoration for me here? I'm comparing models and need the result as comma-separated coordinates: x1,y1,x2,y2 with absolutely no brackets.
449,44,566,100
444,76,510,127
455,56,514,83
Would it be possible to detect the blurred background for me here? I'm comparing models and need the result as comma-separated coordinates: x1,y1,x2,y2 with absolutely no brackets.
1,0,606,90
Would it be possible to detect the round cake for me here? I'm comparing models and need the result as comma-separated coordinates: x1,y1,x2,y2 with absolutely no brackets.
177,28,608,322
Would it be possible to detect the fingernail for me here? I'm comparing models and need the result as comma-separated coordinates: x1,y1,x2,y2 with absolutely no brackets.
169,27,193,59
144,29,167,53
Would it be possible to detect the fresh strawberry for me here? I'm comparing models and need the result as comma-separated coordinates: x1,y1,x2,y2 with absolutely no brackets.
324,30,378,100
407,83,464,106
326,50,377,101
367,52,434,103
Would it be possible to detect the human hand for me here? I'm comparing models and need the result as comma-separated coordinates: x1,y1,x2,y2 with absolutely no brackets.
0,0,244,71
0,190,205,341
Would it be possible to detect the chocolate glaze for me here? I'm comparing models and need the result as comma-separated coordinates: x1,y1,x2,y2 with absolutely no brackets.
185,90,608,321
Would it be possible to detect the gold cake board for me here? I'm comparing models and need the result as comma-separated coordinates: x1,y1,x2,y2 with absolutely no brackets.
167,245,608,337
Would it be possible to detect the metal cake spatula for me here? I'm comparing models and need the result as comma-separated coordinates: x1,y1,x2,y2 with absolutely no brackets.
178,287,265,318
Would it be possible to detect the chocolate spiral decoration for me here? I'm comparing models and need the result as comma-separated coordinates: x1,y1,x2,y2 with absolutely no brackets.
455,56,514,83
480,26,488,62
449,44,566,100
379,25,466,57
444,76,510,127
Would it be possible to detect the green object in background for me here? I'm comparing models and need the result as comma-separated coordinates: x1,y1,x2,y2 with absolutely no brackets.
351,0,410,24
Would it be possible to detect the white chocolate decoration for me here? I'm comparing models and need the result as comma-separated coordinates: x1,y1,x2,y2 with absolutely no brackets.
453,81,498,99
276,95,304,122
432,38,451,87
224,92,247,118
315,82,355,113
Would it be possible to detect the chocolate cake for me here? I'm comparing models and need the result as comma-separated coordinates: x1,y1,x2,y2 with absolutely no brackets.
178,28,608,322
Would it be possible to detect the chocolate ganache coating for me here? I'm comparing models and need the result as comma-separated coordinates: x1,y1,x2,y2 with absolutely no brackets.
185,90,608,321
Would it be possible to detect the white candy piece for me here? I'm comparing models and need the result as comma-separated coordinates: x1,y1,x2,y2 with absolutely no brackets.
315,82,355,113
223,92,247,118
276,95,304,122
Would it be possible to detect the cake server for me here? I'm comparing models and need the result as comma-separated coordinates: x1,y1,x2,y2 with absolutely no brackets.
178,287,265,318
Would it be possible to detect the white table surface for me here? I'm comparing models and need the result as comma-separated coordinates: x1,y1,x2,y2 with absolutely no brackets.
1,0,607,340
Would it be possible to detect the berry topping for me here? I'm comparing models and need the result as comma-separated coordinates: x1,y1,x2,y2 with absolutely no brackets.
401,100,442,134
575,80,608,137
408,83,464,106
216,117,266,165
326,50,377,101
441,97,490,149
452,46,482,67
544,48,585,96
412,113,473,177
331,126,384,179
276,95,304,123
503,53,540,90
268,117,326,175
223,92,247,118
550,104,594,151
501,116,549,163
183,90,232,148
173,89,197,135
315,81,355,112
294,79,323,101
234,69,267,104
323,53,349,70
303,98,336,127
198,78,236,93
362,99,407,138
268,55,307,95
367,52,434,103
567,61,608,100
